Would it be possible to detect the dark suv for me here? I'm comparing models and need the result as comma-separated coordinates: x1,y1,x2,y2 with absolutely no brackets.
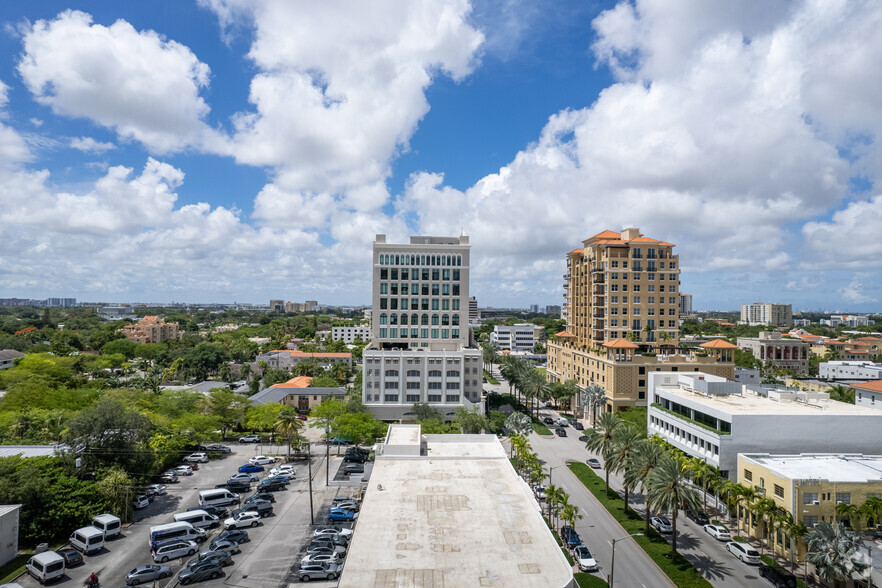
343,451,367,463
232,501,273,518
685,510,710,526
758,563,797,587
216,480,251,493
256,478,287,492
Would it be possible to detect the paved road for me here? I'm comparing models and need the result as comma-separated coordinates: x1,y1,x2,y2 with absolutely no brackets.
487,367,768,588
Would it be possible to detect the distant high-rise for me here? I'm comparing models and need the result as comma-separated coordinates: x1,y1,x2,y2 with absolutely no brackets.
545,305,561,317
468,296,479,322
740,303,792,327
679,293,693,316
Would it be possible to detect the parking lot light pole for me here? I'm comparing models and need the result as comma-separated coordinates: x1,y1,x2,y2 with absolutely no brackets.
307,441,315,525
547,465,559,527
609,533,643,587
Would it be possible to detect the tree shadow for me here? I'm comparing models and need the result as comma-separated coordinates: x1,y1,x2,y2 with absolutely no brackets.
671,529,701,551
680,551,737,582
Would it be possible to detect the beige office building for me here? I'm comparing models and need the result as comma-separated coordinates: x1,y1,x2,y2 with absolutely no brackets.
547,228,734,412
740,302,792,327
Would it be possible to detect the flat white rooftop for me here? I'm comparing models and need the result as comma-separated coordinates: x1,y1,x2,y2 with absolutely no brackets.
742,454,882,483
340,426,574,588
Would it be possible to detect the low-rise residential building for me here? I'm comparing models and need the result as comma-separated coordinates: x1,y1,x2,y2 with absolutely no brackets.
249,376,345,412
647,372,882,479
736,453,882,561
820,361,882,381
792,318,811,327
331,325,371,343
490,323,542,352
120,316,181,344
740,303,792,327
257,350,352,369
0,349,25,370
339,424,575,588
853,381,882,410
737,332,809,374
821,315,873,327
733,367,760,384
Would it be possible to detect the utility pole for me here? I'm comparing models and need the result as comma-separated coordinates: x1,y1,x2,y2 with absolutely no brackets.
307,442,315,525
325,420,330,486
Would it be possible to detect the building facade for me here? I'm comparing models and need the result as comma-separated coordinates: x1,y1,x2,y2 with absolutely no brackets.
545,305,561,316
547,228,734,412
249,376,346,413
363,234,481,420
737,332,809,374
853,381,882,410
490,323,542,352
257,350,352,369
679,293,693,316
120,316,181,344
647,372,882,479
468,296,479,322
331,325,371,343
0,349,25,370
740,303,792,327
821,315,873,327
820,361,882,381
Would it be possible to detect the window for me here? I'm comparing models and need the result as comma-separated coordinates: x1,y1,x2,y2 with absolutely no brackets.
453,269,460,280
427,382,442,390
446,382,460,389
406,382,420,389
633,285,640,292
836,493,851,504
803,492,818,504
744,469,753,482
405,394,420,402
385,370,398,377
427,394,442,402
380,283,387,294
803,516,818,527
384,381,398,389
407,370,419,377
445,395,460,402
446,370,460,377
379,298,387,309
428,370,442,377
384,395,398,402
774,484,784,499
633,296,640,304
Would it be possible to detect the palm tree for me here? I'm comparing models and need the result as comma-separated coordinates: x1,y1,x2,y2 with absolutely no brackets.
805,521,870,588
545,483,564,527
583,384,607,426
784,517,808,569
522,368,551,419
861,496,882,529
510,434,530,461
482,342,500,376
754,497,778,555
605,425,643,513
585,412,621,494
835,502,863,531
560,503,583,531
736,485,761,537
645,454,701,554
274,406,304,461
624,439,666,532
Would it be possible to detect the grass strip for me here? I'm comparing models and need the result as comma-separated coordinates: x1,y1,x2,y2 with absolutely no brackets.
0,554,29,584
574,573,609,587
567,462,713,588
483,370,500,385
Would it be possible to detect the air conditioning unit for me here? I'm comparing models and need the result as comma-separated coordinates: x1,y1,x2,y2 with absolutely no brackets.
837,501,844,505
812,500,820,505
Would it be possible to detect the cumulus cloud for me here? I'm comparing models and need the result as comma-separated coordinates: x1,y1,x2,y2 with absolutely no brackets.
18,10,224,154
69,136,115,154
837,276,878,305
802,195,882,268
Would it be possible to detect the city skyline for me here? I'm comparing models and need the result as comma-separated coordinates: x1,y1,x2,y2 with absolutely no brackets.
2,2,882,310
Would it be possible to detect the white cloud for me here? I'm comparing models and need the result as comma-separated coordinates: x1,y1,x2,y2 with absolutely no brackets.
837,276,878,305
0,80,32,164
802,195,882,268
18,10,223,154
69,136,115,154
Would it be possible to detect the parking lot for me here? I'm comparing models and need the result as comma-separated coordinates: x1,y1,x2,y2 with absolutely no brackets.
14,442,365,588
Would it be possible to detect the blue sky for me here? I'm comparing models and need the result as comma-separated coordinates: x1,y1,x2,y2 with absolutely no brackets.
0,1,881,312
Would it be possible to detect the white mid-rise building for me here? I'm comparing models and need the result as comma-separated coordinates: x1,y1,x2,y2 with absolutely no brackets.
740,302,792,327
647,372,882,479
821,315,873,327
820,361,882,381
679,293,693,316
490,323,542,352
331,325,371,343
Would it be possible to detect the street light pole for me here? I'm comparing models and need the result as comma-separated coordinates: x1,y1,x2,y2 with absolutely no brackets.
609,533,643,587
547,465,559,528
307,441,315,525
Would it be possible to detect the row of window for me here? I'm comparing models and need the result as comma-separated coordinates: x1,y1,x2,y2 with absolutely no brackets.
611,294,677,303
379,297,461,310
609,258,676,268
378,254,462,267
364,357,474,365
604,321,678,335
372,369,463,377
378,328,460,339
378,313,460,326
373,394,462,403
608,280,677,292
379,268,461,281
650,415,721,454
379,283,460,296
608,307,678,316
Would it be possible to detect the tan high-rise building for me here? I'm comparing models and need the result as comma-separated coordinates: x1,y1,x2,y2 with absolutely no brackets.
547,228,734,413
740,302,792,327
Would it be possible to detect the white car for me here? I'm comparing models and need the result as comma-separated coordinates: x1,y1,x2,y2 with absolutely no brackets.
313,527,354,538
224,511,262,530
573,546,598,572
249,455,276,465
186,453,209,463
133,495,150,509
533,485,547,500
332,501,359,512
270,465,295,477
228,472,258,483
726,541,761,564
174,465,194,476
704,524,731,541
147,483,167,496
650,516,672,534
301,553,341,565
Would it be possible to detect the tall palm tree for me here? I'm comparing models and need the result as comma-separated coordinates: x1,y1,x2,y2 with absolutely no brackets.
522,368,551,419
585,412,621,494
754,497,778,555
805,521,870,588
861,496,882,529
560,503,583,531
645,454,701,554
605,425,643,513
835,502,863,531
624,439,666,532
786,519,809,570
274,406,304,461
736,485,761,537
583,384,607,426
545,483,564,528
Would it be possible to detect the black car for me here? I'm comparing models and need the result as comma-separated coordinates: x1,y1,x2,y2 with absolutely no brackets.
56,549,83,567
686,510,710,526
178,561,223,585
189,505,229,518
578,435,590,442
555,428,567,437
542,416,555,425
256,478,286,492
245,493,276,504
232,501,273,518
343,452,367,463
758,563,797,588
572,421,584,431
216,480,251,493
215,529,249,545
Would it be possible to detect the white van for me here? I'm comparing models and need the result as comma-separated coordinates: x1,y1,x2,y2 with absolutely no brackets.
69,526,105,555
91,513,121,538
199,488,239,508
557,417,569,427
151,539,197,563
174,509,219,529
148,521,206,548
26,551,65,584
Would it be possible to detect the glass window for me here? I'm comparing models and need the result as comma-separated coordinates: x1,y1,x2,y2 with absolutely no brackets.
453,269,460,280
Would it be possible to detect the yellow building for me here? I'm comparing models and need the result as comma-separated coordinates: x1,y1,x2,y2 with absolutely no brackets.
737,453,882,560
120,315,181,344
547,228,734,411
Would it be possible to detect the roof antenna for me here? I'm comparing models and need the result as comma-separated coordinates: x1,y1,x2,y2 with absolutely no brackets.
460,213,464,237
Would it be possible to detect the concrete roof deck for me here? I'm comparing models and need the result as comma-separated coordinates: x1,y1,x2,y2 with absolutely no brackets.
340,429,573,588
744,454,882,483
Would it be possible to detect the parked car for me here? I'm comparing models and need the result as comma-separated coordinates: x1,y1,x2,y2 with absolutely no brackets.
239,434,261,443
331,496,358,506
200,539,240,557
726,541,761,564
158,471,178,484
343,452,367,463
533,485,547,500
229,472,259,482
238,463,264,474
314,527,353,538
178,560,224,585
301,553,341,565
573,546,597,572
704,524,732,541
186,453,209,463
205,444,231,454
542,416,555,425
311,534,349,548
190,505,229,518
578,435,590,442
297,562,342,582
147,483,167,496
266,473,292,484
650,516,673,534
175,465,194,476
232,501,273,518
686,510,710,526
269,465,295,477
133,494,150,509
758,562,798,587
56,549,83,568
126,564,172,585
572,421,585,430
328,508,358,521
249,455,276,465
256,478,287,492
224,511,262,530
306,542,347,556
331,500,359,512
186,551,233,569
586,458,602,469
554,428,567,437
245,492,276,504
560,525,582,547
329,437,351,445
343,463,365,475
216,480,251,493
152,540,197,563
215,529,249,545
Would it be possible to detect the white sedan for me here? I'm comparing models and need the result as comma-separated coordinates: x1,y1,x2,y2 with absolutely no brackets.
313,527,354,538
249,455,276,466
270,465,295,477
132,495,150,509
650,516,672,534
704,524,732,541
224,511,262,530
301,553,341,565
573,546,597,572
174,465,193,476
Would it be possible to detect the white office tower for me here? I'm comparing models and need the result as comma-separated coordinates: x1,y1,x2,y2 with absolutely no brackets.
362,235,483,420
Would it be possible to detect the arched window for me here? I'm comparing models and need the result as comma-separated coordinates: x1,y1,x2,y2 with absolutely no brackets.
390,313,398,325
407,370,420,377
428,370,442,377
379,313,387,325
421,314,429,325
400,314,408,325
441,314,449,326
411,313,419,325
446,370,460,377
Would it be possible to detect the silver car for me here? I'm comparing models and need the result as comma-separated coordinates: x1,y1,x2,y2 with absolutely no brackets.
297,561,342,581
126,564,172,585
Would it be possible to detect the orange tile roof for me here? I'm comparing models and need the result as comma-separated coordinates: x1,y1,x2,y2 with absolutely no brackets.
555,331,576,338
567,248,584,255
629,237,660,243
587,230,621,240
271,376,313,388
854,380,882,393
700,339,738,349
603,338,639,349
657,241,675,247
269,350,352,358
